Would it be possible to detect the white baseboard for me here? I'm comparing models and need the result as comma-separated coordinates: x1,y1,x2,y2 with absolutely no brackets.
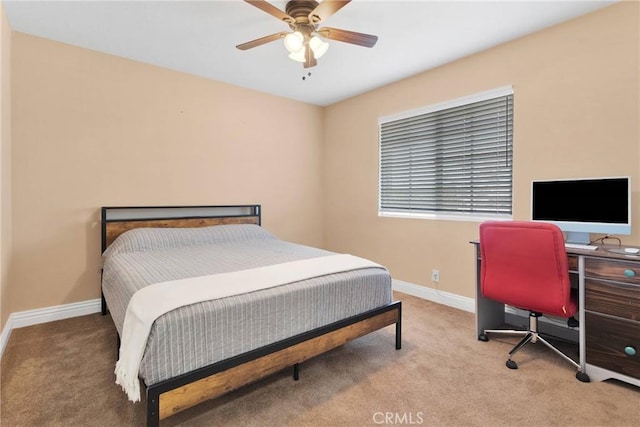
0,298,102,358
0,315,13,359
392,279,475,313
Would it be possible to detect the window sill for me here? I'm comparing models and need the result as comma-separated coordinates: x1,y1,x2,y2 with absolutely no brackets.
378,211,512,223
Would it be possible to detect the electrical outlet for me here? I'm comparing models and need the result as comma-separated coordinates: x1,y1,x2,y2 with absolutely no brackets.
431,269,440,283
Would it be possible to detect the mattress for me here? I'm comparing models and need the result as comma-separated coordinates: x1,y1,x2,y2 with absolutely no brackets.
101,224,393,386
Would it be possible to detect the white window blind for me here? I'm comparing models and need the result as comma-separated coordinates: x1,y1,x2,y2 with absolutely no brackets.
379,88,513,218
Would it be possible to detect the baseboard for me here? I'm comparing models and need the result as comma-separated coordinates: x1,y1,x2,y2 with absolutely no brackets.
0,298,102,358
0,315,14,360
392,279,475,313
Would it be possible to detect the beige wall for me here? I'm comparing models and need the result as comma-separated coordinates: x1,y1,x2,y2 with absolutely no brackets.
3,2,639,317
9,33,324,313
1,4,12,330
323,2,640,298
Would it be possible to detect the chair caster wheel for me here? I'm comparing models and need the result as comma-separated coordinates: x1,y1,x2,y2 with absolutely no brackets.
506,360,518,369
567,317,579,328
576,371,590,382
478,334,488,342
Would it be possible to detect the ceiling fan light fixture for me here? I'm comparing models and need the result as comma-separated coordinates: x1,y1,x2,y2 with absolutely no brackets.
284,31,304,53
309,36,329,59
288,48,307,63
238,0,379,70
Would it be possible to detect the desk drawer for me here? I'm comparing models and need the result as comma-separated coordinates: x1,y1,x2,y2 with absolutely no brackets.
585,258,640,285
585,311,640,380
586,279,640,321
567,255,578,271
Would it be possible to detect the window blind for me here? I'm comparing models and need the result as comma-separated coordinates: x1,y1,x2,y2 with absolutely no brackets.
379,93,513,216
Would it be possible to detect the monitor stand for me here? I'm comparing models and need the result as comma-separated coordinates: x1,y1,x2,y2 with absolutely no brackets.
565,231,591,245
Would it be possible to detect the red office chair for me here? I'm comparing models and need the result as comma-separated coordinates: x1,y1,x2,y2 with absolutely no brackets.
478,221,589,382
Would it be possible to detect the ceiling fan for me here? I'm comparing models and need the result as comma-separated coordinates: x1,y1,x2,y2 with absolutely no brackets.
236,0,378,69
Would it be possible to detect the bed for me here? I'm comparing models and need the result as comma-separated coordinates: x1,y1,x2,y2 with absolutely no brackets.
100,205,402,426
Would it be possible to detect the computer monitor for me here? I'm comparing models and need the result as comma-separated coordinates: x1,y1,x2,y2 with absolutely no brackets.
531,176,631,244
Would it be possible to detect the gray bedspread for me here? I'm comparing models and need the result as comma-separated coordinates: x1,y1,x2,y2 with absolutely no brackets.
101,224,392,386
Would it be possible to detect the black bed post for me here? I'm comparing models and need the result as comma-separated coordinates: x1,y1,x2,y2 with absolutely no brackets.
101,291,107,315
293,363,300,381
395,301,402,350
100,207,108,316
101,268,109,316
146,385,160,427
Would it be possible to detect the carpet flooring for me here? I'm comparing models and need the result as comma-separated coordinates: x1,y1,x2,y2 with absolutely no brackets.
1,292,639,426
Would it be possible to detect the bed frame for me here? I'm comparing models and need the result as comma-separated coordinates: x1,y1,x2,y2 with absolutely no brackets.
100,205,402,426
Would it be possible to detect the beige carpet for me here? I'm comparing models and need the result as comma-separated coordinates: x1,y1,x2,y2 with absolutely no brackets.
2,292,639,426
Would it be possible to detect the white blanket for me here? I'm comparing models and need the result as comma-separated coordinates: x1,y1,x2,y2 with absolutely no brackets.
115,254,386,402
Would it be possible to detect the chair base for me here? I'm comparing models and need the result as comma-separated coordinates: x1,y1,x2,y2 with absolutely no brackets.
480,312,590,382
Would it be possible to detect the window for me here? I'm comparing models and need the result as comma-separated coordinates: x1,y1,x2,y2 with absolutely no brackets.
378,86,513,220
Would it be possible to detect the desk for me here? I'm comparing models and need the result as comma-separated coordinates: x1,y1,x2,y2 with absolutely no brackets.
471,242,640,387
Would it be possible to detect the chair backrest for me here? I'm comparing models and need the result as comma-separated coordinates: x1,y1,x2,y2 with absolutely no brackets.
479,221,573,317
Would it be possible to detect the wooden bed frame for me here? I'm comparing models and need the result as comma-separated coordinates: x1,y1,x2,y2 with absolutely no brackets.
100,205,402,426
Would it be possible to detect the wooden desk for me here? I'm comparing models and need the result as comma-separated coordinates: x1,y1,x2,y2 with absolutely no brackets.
471,242,640,387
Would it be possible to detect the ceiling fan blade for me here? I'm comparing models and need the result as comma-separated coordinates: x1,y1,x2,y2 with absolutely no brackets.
244,0,294,24
236,31,289,50
316,27,378,48
308,1,351,24
304,48,318,69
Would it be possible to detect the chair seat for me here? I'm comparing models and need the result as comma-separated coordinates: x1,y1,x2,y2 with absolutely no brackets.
518,289,578,318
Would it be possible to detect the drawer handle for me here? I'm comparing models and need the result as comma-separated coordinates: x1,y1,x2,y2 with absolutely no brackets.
623,269,636,278
624,346,637,356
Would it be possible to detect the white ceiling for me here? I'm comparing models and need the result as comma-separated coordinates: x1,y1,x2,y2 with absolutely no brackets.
3,0,616,106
